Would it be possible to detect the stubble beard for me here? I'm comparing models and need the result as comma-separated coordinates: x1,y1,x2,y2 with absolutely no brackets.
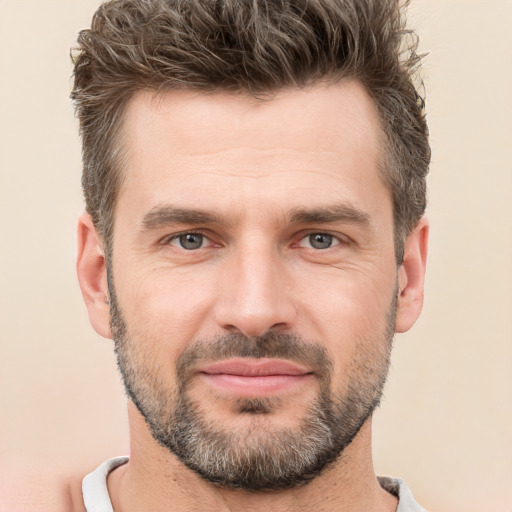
108,274,396,491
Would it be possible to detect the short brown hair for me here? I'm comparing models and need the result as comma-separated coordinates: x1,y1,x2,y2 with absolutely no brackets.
71,0,430,261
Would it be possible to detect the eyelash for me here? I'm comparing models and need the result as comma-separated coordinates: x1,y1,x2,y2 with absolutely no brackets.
297,232,343,250
162,230,350,252
163,230,214,250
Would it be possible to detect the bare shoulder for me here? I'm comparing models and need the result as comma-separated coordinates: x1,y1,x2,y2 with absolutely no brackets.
0,463,86,512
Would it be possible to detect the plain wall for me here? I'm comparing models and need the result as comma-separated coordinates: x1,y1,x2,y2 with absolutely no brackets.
0,1,511,510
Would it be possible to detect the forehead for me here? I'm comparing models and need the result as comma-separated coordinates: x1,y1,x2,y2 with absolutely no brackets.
117,81,388,221
122,81,383,161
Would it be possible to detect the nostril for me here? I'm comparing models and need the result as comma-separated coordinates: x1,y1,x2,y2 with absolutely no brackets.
270,322,289,331
220,318,291,339
224,324,242,334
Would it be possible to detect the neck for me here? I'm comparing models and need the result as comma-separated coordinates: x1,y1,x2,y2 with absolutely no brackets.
107,405,397,512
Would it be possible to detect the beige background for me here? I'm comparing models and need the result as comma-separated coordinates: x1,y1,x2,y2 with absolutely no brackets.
0,1,511,510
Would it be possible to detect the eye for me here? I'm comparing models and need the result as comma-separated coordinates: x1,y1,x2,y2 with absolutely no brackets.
169,232,207,250
299,233,341,250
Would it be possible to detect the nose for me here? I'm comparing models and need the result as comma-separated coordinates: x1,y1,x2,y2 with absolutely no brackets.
214,241,297,337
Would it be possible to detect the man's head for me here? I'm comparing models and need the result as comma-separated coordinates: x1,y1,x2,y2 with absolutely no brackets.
71,0,430,263
74,0,429,493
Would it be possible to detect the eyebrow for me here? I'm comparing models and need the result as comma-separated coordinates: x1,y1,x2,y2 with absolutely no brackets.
141,205,227,231
140,202,371,232
288,204,371,227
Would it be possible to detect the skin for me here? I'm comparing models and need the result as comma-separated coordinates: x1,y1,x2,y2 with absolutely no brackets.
76,80,428,511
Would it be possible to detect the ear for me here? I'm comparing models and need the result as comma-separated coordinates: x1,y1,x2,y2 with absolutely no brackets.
395,217,429,333
76,213,112,339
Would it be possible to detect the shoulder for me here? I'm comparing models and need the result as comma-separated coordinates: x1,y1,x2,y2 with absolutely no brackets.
378,476,427,512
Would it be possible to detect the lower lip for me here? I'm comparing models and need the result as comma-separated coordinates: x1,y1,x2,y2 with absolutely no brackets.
199,373,312,397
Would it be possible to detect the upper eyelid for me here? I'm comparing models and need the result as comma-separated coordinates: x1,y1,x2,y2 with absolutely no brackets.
160,229,211,244
158,229,352,247
295,230,352,244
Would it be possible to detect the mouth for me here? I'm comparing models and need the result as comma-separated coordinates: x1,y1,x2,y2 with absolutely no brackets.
196,358,314,397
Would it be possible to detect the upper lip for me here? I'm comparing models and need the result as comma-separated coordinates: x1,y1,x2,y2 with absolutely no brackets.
197,358,311,377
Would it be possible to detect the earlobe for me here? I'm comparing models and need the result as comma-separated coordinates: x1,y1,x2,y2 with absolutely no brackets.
76,213,112,339
395,217,429,333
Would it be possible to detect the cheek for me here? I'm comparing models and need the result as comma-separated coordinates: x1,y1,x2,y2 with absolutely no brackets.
298,263,396,327
296,268,396,373
115,265,219,358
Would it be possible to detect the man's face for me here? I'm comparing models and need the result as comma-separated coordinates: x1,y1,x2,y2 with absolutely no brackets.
108,82,400,489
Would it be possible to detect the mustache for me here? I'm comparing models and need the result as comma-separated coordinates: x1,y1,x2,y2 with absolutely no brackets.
176,332,333,385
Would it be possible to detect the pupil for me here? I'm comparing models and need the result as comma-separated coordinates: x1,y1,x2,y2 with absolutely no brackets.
310,233,332,249
180,233,203,250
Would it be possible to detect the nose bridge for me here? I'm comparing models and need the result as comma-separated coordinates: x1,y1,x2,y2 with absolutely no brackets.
215,236,296,337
